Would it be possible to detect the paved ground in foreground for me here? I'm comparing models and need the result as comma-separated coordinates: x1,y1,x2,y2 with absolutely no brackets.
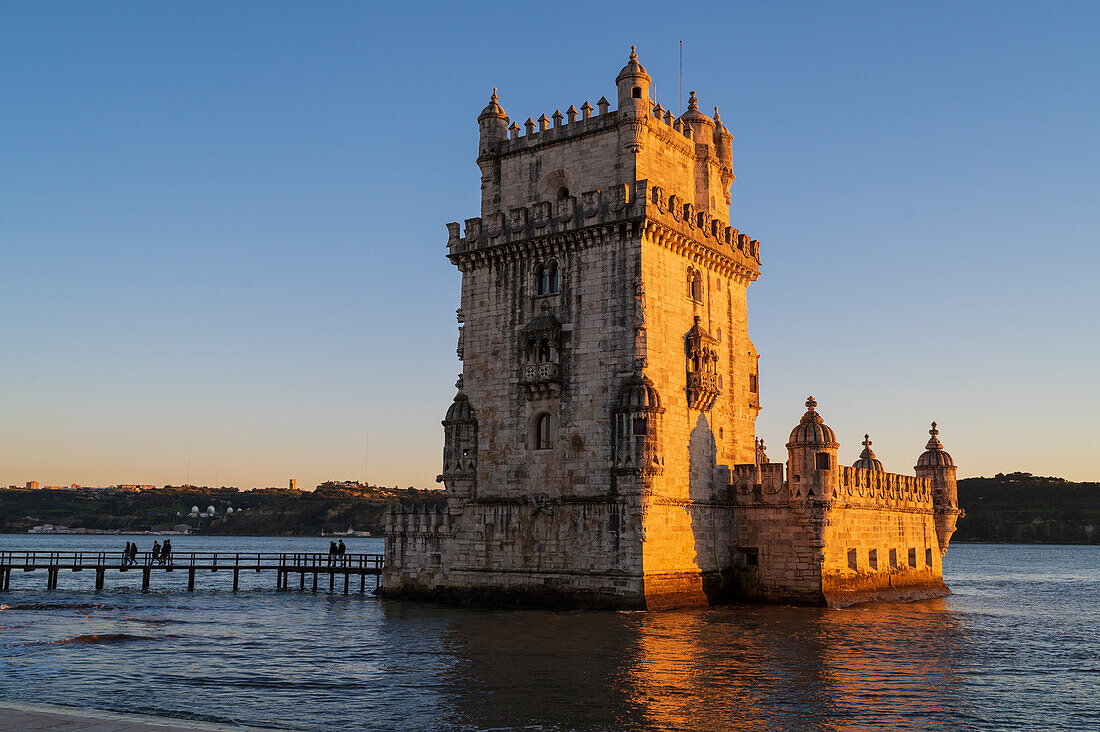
0,703,279,731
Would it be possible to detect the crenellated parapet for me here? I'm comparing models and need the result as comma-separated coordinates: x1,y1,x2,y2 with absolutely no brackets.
385,506,451,538
836,467,933,510
446,179,762,281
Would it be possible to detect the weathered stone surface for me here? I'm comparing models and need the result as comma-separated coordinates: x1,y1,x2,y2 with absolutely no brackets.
382,49,959,610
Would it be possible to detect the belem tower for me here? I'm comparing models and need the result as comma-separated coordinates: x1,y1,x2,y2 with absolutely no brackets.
382,49,962,609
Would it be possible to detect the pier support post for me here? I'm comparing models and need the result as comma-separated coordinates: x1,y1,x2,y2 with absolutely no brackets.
329,571,334,593
188,568,196,591
233,568,240,592
47,568,58,590
299,571,305,591
343,571,349,595
360,571,365,594
95,568,105,590
142,567,151,592
312,571,318,594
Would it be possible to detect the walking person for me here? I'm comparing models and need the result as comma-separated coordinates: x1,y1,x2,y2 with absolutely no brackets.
338,539,346,566
151,540,161,565
328,541,337,566
122,541,131,566
161,538,172,566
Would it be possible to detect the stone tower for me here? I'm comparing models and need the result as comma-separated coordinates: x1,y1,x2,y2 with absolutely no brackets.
382,49,958,609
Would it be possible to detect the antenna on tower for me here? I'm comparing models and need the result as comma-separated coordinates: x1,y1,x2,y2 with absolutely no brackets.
679,40,683,116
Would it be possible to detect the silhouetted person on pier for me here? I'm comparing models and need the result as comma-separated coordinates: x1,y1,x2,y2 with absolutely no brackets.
328,541,337,566
122,542,131,565
338,539,346,566
151,541,161,564
127,542,138,565
161,539,172,565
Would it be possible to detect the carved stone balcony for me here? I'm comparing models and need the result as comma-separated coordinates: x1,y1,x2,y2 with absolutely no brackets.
521,362,561,400
687,371,721,411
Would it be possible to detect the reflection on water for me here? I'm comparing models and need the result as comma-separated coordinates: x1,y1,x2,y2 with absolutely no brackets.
1,537,1098,731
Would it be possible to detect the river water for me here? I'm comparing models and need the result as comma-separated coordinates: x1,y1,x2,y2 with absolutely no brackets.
0,536,1097,731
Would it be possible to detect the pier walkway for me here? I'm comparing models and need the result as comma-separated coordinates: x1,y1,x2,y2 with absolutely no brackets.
0,551,384,594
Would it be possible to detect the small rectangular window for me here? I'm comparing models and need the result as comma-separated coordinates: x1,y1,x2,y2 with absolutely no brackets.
908,548,917,568
815,453,831,470
926,548,933,566
631,417,648,436
749,373,758,393
738,547,758,567
847,549,857,571
868,549,878,570
889,548,898,569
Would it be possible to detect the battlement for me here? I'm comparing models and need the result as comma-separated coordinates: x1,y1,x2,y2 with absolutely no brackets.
837,467,933,508
384,506,450,537
446,179,761,278
730,462,789,504
727,462,932,510
495,97,619,154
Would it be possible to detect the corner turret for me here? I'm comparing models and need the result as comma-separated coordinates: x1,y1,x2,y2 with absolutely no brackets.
477,89,509,217
914,422,961,554
616,46,651,117
786,396,840,500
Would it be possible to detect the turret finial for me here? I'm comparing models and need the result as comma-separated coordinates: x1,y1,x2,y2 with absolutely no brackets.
930,421,938,437
805,395,817,411
491,87,498,102
630,45,637,61
714,106,721,122
863,433,871,449
687,90,699,111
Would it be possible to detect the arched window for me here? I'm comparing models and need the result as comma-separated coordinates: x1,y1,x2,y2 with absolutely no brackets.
535,264,546,295
538,338,551,363
557,186,569,199
535,413,553,450
525,338,536,363
547,261,559,293
686,268,695,300
691,271,703,302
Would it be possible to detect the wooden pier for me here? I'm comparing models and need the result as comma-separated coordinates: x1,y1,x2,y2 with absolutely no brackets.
0,551,384,594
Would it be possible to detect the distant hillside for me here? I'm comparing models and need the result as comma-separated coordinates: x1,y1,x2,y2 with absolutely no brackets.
4,472,1097,543
0,483,445,536
955,473,1100,543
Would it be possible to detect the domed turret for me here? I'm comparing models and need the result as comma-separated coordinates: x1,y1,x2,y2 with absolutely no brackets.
477,88,509,161
914,421,960,555
478,88,507,123
785,396,841,501
681,91,715,141
787,396,838,448
616,46,651,117
917,422,955,468
853,434,884,471
613,373,664,483
618,373,662,412
445,392,475,424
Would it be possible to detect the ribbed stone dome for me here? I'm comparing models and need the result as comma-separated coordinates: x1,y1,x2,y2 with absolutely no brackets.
680,91,713,126
916,422,955,468
478,88,507,121
615,46,650,84
444,392,475,424
618,374,662,412
853,434,884,471
787,396,838,448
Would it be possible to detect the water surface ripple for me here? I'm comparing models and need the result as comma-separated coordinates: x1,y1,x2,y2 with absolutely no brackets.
1,536,1096,731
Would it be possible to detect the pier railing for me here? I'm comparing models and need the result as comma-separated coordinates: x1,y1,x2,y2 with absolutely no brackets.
0,551,385,594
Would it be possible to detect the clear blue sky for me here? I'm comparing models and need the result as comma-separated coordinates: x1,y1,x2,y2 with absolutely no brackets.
2,1,1098,489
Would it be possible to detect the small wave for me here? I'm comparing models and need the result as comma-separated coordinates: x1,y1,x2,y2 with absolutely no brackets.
47,633,154,645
